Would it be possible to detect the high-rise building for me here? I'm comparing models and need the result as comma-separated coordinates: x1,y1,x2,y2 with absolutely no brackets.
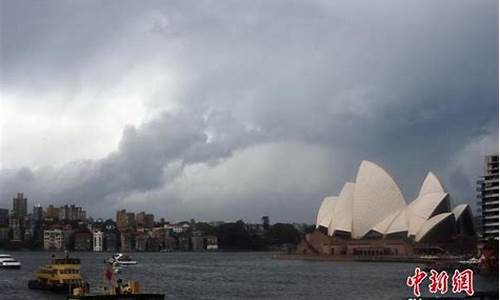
144,214,154,228
59,205,69,220
46,205,60,219
116,209,128,230
0,208,9,226
477,154,499,241
93,230,103,252
136,212,154,228
33,205,44,222
58,204,86,221
12,193,27,218
136,212,146,227
127,213,136,228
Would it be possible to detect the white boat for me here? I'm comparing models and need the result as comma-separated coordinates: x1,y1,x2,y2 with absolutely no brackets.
0,254,21,269
107,253,137,265
459,257,481,265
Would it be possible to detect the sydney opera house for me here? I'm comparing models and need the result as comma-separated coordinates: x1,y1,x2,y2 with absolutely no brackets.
297,161,476,256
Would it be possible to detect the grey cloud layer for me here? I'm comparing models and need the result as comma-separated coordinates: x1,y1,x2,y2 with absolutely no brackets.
0,0,498,222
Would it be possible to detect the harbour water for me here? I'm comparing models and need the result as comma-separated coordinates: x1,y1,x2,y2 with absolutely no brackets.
0,251,497,300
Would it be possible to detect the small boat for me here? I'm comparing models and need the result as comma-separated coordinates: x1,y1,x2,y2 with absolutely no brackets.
107,253,137,265
1,257,21,269
0,254,21,269
459,257,480,266
28,254,88,293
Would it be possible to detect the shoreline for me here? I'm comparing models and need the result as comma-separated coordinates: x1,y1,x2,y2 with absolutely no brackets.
272,253,461,263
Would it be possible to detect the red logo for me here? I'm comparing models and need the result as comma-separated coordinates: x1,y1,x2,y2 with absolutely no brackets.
452,269,474,296
428,270,449,294
407,268,474,297
406,267,427,297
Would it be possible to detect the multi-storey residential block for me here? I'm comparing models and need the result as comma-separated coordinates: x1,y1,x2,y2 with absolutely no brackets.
93,230,103,252
74,232,93,251
12,193,27,218
477,154,499,240
45,205,60,219
44,229,64,250
0,208,9,226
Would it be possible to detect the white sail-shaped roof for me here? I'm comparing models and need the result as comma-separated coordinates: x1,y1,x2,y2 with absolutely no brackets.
371,209,401,234
385,209,409,235
316,196,337,228
313,160,472,242
452,204,469,220
328,182,355,235
352,161,406,239
418,172,446,196
406,193,449,237
452,204,475,235
415,212,455,242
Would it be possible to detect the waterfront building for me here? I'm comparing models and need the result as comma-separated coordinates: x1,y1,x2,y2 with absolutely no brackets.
120,231,133,252
244,223,265,235
12,193,27,218
135,232,148,251
206,236,218,250
477,154,499,241
93,230,103,252
104,231,118,252
191,231,204,251
0,208,9,226
23,227,33,241
62,228,75,250
178,235,190,251
305,160,476,256
168,224,186,234
9,217,22,241
147,237,161,251
74,232,93,251
43,229,64,250
164,236,177,250
103,219,116,231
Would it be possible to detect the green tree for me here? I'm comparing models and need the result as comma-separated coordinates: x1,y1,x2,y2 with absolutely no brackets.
266,223,300,245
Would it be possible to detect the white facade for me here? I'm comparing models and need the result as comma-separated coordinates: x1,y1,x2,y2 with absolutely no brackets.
43,229,64,250
315,160,475,242
93,230,103,252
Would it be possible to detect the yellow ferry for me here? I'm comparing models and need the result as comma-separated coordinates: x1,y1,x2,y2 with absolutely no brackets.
28,253,88,293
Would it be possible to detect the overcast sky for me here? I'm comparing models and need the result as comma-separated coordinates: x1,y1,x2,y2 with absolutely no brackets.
0,0,498,223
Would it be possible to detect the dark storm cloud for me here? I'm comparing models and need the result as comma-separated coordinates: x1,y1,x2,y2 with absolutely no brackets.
0,0,497,222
